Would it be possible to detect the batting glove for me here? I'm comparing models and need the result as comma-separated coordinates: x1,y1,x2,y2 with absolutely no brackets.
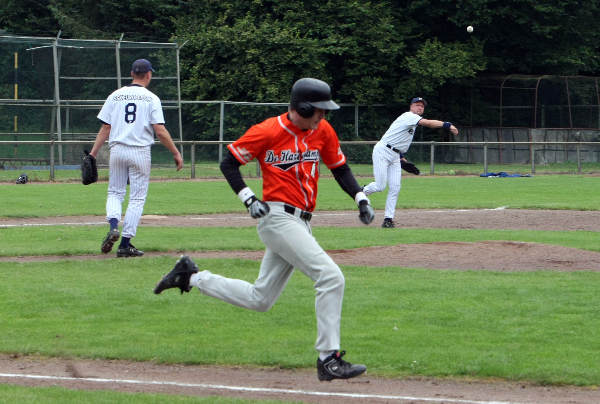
238,187,270,219
245,196,270,219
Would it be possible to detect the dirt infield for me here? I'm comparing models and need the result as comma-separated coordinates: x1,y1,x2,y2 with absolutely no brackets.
1,208,600,402
2,208,600,271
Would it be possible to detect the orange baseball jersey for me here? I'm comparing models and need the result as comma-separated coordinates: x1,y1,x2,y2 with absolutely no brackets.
228,113,346,212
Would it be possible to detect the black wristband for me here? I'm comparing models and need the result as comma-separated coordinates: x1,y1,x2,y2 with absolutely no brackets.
243,195,257,208
443,122,452,130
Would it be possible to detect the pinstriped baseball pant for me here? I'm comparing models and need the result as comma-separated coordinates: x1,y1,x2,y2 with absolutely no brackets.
363,142,402,219
193,202,345,352
105,143,151,239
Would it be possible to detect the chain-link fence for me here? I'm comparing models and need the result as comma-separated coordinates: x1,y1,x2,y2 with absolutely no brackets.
1,35,600,174
0,34,181,166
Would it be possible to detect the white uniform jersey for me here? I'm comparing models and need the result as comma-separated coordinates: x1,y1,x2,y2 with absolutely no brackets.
378,111,421,154
97,84,164,147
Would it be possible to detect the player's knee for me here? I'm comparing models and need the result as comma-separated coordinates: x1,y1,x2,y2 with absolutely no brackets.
332,271,345,291
251,297,276,312
253,300,273,312
128,196,147,205
108,190,126,200
318,266,345,292
389,184,401,193
249,290,275,312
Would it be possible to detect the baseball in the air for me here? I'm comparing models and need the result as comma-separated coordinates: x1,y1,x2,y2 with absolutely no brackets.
467,25,474,33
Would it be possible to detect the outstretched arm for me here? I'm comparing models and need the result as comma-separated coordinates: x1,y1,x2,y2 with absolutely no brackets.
418,118,459,135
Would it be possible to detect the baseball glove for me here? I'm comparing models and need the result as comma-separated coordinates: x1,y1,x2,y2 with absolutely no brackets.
15,173,28,184
81,150,98,185
401,160,420,175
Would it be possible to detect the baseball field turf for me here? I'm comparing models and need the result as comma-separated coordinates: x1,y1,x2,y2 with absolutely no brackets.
1,174,599,402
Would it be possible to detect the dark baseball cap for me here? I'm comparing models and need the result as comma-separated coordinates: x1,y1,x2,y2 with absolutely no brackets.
410,97,427,106
131,59,155,73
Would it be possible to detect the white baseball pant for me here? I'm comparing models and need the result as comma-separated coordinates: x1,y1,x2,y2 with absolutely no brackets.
363,143,402,220
106,144,151,238
191,202,345,352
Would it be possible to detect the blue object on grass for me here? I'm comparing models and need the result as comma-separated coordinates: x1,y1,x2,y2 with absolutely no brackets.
480,172,532,177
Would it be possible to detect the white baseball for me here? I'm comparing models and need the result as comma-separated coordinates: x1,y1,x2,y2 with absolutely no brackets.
467,25,474,33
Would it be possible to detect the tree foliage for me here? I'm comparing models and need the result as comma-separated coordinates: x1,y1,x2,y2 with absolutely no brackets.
174,0,407,104
0,0,181,41
1,0,599,110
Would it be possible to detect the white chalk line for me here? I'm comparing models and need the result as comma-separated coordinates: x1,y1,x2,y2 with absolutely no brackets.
0,372,519,404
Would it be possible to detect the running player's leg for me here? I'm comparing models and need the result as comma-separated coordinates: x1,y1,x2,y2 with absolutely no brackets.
192,248,294,312
122,146,151,238
363,144,388,195
106,144,129,222
384,157,402,220
258,205,345,352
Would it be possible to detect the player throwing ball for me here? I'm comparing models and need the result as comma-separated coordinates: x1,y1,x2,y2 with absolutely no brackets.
154,78,375,381
90,58,183,257
363,97,458,228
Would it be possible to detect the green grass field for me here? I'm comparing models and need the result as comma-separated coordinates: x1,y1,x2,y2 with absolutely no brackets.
1,175,599,402
2,175,600,217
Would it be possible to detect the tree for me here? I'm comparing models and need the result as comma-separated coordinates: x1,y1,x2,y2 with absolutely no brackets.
0,0,183,41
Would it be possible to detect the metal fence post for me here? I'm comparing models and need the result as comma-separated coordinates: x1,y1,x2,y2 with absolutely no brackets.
190,142,196,179
429,141,435,175
530,142,536,174
52,32,63,165
116,34,123,89
49,140,55,181
218,101,225,163
176,41,188,156
577,142,582,174
483,143,488,174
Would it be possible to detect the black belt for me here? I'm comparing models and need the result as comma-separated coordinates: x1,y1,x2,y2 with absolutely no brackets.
284,204,312,222
386,144,402,155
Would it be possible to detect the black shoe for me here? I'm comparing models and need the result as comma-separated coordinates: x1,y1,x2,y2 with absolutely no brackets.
381,218,395,228
154,255,199,295
317,351,366,381
116,244,144,257
101,229,120,254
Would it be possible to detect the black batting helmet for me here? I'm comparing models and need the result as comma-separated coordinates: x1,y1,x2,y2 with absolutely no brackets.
16,173,28,184
290,78,340,118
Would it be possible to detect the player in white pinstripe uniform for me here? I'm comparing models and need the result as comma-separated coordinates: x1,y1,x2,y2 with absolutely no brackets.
363,97,458,228
89,58,183,257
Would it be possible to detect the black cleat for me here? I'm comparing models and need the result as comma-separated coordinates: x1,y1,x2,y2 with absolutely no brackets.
154,255,198,295
101,229,120,254
381,218,395,228
116,244,144,258
317,351,366,381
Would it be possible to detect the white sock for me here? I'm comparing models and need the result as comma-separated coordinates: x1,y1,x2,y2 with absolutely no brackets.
319,351,336,361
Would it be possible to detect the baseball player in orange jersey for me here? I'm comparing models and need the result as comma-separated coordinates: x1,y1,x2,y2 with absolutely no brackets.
154,78,375,381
